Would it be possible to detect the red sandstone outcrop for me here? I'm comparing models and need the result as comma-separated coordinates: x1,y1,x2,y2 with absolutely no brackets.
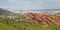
24,13,60,26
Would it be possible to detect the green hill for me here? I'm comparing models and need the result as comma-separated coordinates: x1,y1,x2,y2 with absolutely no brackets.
0,8,15,15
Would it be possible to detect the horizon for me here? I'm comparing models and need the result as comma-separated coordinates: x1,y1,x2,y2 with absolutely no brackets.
0,8,60,13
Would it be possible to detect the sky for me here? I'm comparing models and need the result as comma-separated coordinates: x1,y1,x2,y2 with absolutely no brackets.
0,0,60,10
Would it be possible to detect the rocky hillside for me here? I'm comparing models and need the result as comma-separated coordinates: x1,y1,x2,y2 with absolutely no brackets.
24,13,60,26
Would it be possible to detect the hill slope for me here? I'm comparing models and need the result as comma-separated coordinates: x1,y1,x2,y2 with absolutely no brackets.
0,8,15,15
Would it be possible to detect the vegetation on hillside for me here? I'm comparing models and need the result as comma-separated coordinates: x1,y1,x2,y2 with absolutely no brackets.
0,14,60,30
0,8,16,15
0,8,60,30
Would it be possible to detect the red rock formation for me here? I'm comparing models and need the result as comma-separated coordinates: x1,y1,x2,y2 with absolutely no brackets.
24,13,30,20
24,13,60,26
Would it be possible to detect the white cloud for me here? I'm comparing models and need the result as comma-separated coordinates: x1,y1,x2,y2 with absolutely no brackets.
9,0,29,4
9,0,19,3
9,0,18,2
23,1,29,4
40,1,44,3
46,0,60,2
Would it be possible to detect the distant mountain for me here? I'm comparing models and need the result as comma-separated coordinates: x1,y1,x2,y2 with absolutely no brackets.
13,9,60,13
0,8,16,15
4,9,60,14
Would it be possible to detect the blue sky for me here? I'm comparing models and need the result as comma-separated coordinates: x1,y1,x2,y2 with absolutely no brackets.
0,0,60,10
